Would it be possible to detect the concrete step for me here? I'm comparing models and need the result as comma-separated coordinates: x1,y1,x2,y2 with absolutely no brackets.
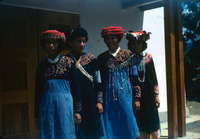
160,115,200,139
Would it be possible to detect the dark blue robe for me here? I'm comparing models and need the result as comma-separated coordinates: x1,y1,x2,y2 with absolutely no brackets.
68,52,105,139
133,52,160,134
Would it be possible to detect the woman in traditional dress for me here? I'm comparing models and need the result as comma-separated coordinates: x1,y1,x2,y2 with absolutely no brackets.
97,26,141,139
34,30,82,139
65,27,105,139
126,30,160,139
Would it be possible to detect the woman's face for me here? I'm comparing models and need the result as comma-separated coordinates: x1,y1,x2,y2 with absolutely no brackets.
45,38,59,56
129,40,143,54
70,36,87,55
104,35,119,51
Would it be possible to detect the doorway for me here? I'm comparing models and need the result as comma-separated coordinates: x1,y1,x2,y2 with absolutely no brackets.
0,4,79,139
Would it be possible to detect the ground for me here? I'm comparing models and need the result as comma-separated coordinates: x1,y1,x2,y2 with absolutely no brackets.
187,99,200,115
186,99,200,133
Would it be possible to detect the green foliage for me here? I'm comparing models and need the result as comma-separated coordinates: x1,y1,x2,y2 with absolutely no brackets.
182,0,200,43
182,0,200,98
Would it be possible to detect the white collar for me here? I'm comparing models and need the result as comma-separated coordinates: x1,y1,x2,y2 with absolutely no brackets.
46,53,62,64
108,47,120,57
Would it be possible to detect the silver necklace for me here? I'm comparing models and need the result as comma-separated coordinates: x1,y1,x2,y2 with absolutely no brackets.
137,57,145,82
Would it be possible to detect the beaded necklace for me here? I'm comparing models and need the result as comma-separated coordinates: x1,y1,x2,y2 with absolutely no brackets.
137,56,146,82
106,55,136,102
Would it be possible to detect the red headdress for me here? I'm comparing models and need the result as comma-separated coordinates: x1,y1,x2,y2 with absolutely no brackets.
41,30,66,42
101,26,124,39
125,30,151,41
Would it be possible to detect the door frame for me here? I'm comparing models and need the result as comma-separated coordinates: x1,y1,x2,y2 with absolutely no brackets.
0,4,79,139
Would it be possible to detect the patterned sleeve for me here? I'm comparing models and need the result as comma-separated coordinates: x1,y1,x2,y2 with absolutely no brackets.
34,65,44,119
129,58,141,99
148,54,159,95
70,61,82,113
91,58,103,104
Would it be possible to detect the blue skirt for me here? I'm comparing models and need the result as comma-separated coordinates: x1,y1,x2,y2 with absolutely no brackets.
39,79,76,139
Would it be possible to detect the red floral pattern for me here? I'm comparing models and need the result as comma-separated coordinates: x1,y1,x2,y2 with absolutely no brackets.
105,49,131,68
45,56,74,78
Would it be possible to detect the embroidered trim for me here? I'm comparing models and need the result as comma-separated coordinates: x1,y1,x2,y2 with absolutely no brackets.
80,53,95,66
154,85,159,95
108,54,135,71
105,50,132,68
144,53,152,64
97,91,103,103
70,53,93,82
74,102,82,113
132,86,141,98
44,56,73,78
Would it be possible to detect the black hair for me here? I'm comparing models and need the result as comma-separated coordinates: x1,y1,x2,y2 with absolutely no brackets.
64,27,88,49
40,38,65,52
127,40,147,52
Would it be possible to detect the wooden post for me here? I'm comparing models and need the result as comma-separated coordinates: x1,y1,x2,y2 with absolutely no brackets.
175,0,186,137
0,73,2,139
164,0,186,138
163,0,178,138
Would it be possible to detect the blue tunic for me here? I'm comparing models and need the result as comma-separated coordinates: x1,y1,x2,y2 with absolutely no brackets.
34,55,81,139
98,49,141,139
68,52,105,139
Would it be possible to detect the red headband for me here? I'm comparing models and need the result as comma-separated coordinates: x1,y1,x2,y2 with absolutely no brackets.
101,26,124,39
42,30,66,40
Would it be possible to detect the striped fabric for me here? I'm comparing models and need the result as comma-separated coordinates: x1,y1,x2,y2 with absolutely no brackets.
139,130,160,139
80,53,95,66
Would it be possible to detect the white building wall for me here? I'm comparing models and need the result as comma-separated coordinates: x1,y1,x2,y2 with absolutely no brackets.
79,0,144,56
1,0,143,56
1,0,167,112
143,7,167,112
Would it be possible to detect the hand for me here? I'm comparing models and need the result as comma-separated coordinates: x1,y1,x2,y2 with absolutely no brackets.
155,95,160,108
96,103,103,115
74,113,81,125
133,98,140,112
